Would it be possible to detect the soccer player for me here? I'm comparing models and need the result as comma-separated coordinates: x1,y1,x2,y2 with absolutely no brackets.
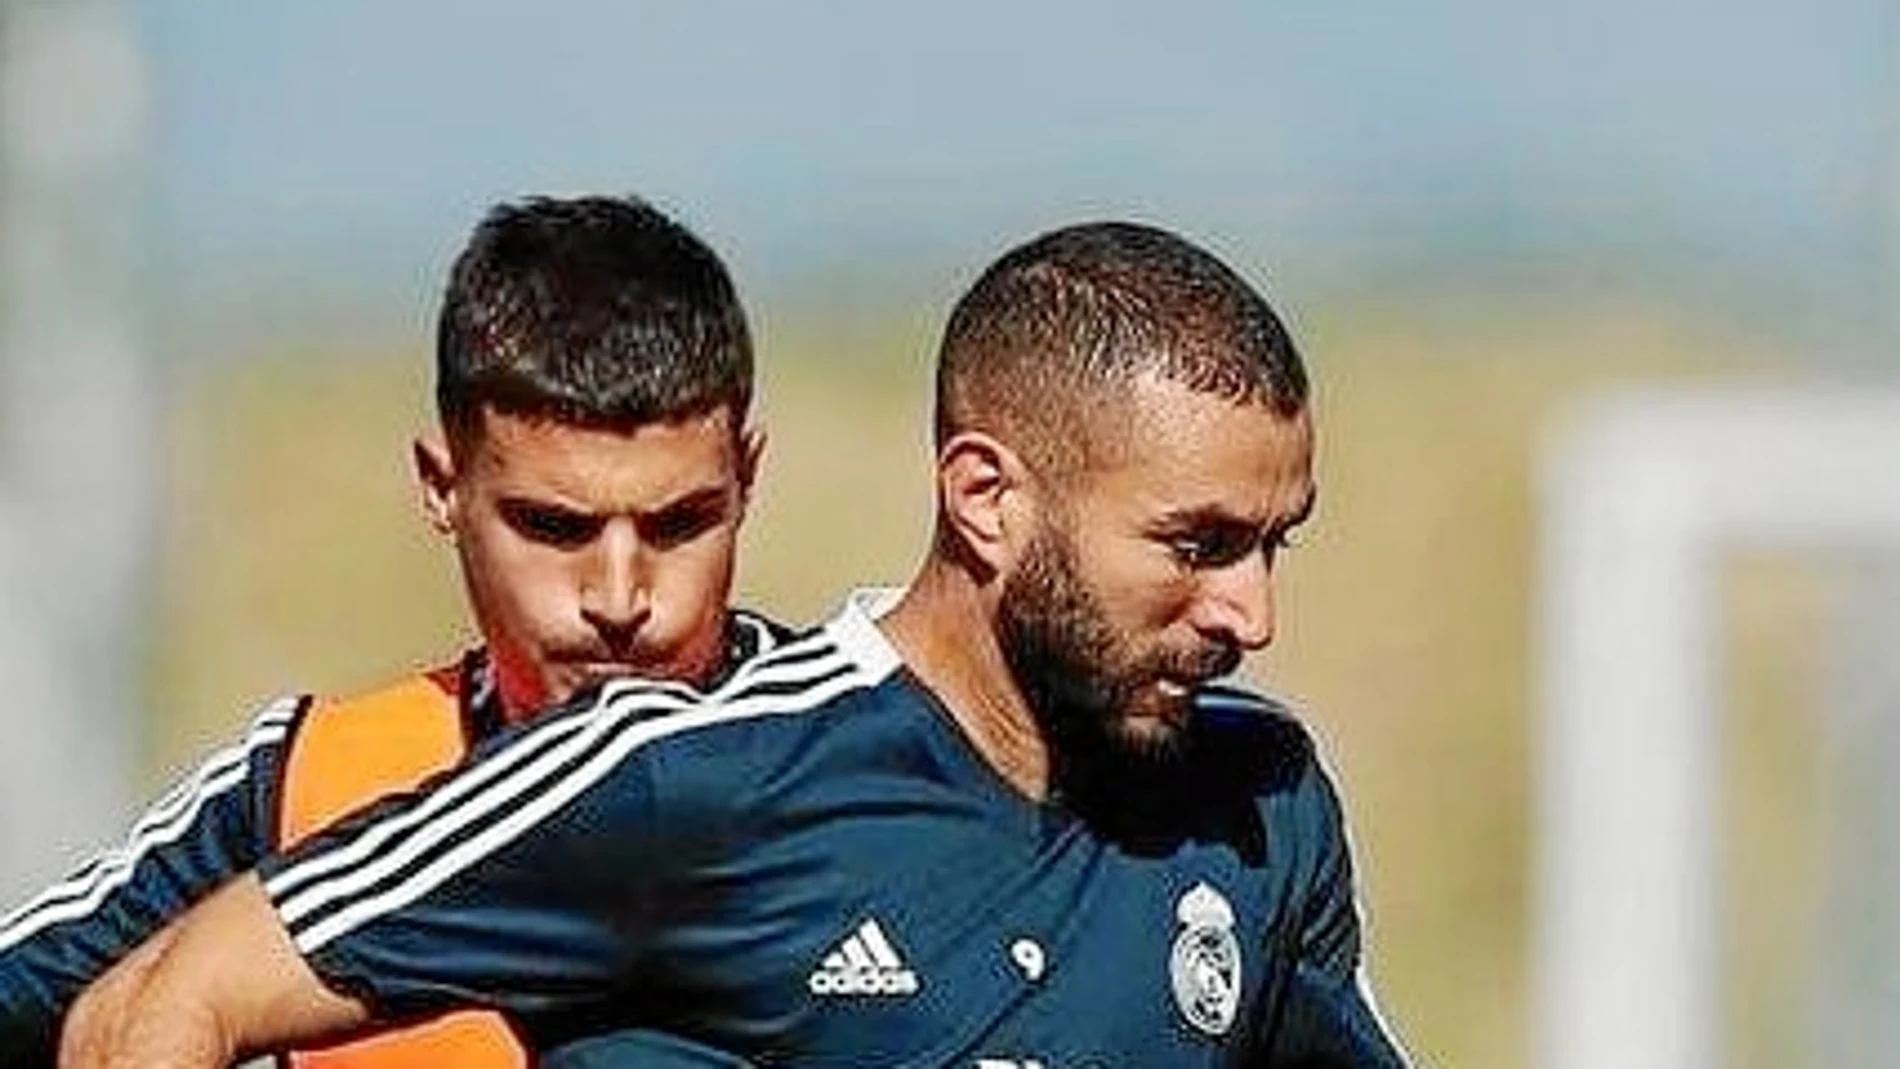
0,194,782,1068
63,221,1410,1067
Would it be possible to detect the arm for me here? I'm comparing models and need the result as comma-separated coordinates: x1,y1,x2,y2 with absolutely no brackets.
0,698,303,1065
68,675,706,1065
59,874,366,1069
1253,751,1411,1068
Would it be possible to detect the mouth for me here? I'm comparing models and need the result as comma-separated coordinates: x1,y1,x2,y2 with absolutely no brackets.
558,660,659,684
1149,645,1240,705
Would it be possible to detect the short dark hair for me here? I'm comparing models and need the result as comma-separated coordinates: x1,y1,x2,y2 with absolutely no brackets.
436,195,752,448
936,221,1306,473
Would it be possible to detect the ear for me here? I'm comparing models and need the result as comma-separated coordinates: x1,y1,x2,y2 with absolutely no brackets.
737,424,767,504
412,434,458,536
937,430,1038,573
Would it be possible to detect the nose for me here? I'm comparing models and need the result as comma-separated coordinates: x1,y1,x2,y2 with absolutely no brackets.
1193,549,1276,652
579,519,651,641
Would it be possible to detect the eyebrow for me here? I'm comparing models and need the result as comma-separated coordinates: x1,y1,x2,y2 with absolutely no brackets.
1154,487,1318,535
644,485,732,519
496,482,732,521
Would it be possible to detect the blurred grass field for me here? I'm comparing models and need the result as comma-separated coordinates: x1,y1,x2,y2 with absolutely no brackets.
146,299,1821,1069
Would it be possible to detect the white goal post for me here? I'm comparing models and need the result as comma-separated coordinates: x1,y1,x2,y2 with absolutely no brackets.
1534,384,1900,1069
0,0,152,900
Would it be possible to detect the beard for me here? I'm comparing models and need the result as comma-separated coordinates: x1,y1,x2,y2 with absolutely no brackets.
996,519,1240,782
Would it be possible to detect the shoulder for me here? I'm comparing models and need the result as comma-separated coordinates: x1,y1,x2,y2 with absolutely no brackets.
598,622,881,767
1187,681,1322,793
1186,685,1369,908
289,661,469,760
302,661,466,725
266,632,877,892
278,661,470,846
1186,681,1353,853
1069,681,1343,861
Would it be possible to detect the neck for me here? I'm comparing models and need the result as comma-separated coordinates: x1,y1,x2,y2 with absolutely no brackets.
494,670,544,729
880,556,1053,799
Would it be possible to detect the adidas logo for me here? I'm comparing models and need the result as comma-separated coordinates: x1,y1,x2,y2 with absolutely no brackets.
807,917,920,996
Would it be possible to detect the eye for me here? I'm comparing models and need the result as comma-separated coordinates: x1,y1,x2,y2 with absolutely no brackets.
1167,528,1255,570
1168,535,1216,568
642,500,727,549
500,501,601,548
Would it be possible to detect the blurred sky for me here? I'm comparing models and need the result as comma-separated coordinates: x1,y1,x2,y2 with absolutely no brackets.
136,0,1897,346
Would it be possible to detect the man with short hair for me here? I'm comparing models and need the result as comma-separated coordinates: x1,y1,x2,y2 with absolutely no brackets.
64,220,1408,1067
0,194,781,1068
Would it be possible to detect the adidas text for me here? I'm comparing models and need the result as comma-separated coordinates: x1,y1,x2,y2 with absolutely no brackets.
808,967,920,996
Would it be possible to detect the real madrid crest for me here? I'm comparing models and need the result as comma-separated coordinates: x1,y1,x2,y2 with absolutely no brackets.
1169,882,1241,1037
